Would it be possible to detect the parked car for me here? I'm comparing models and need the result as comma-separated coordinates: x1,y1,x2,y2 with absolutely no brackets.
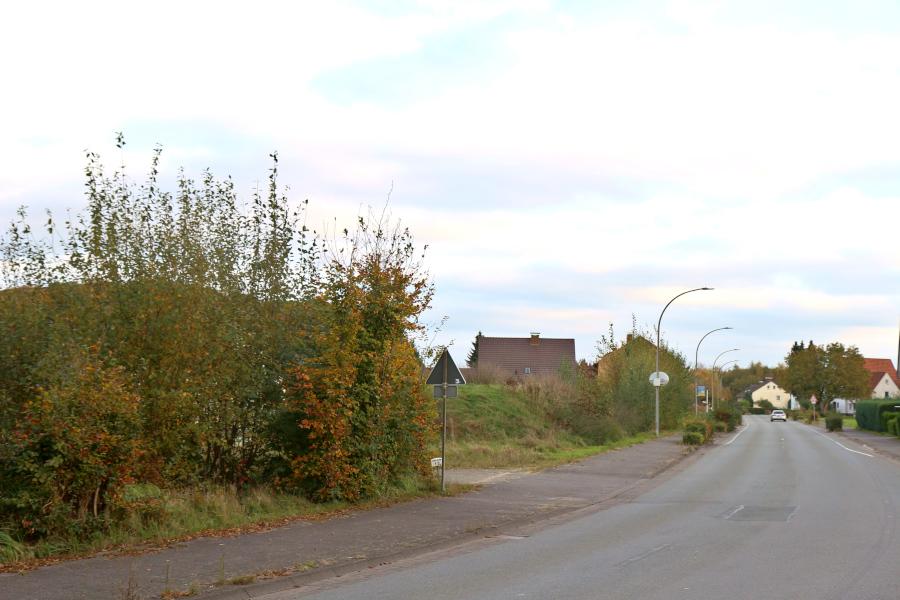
770,409,786,422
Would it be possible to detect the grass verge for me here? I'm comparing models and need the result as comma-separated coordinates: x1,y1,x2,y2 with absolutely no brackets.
0,477,472,571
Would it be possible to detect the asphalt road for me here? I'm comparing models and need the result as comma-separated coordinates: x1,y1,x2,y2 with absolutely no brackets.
270,416,900,600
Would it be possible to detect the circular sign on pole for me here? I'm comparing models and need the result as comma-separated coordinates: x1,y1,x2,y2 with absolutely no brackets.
649,371,670,387
810,394,818,405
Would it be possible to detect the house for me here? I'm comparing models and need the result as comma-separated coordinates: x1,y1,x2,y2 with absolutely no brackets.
863,358,900,399
474,332,576,379
747,377,791,410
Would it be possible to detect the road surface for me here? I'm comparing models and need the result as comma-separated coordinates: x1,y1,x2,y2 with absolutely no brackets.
270,416,900,600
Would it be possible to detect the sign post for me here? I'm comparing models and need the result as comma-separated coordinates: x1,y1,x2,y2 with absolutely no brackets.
426,349,466,492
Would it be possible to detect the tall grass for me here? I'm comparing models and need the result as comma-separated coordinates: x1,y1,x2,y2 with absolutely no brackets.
4,479,435,565
438,382,653,469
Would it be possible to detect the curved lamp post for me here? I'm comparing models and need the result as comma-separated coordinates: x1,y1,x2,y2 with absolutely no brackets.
654,287,713,436
713,359,740,410
710,349,740,411
695,327,732,415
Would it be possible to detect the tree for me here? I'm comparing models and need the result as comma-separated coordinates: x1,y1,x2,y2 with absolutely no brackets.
466,331,482,367
784,340,869,405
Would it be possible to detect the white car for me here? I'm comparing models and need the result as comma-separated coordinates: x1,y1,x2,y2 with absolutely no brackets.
770,410,787,422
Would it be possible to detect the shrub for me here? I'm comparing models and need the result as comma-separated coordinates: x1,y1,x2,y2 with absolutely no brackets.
714,421,728,432
683,417,713,444
887,418,899,436
749,407,765,415
825,414,843,432
714,405,741,431
682,431,704,445
880,412,899,434
856,401,900,432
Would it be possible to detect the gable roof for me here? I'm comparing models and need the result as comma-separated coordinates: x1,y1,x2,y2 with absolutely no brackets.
477,335,576,376
746,379,786,395
863,358,900,389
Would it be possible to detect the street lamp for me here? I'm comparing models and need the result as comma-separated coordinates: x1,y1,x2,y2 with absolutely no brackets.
710,349,740,412
695,327,732,415
654,287,714,436
713,359,740,410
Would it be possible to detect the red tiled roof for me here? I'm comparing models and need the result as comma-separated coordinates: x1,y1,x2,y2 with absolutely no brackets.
863,358,900,389
477,335,576,377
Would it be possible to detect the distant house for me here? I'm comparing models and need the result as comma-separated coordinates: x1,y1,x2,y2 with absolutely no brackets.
863,358,900,399
474,332,576,379
747,377,791,410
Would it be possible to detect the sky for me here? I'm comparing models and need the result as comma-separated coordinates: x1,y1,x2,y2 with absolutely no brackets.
2,0,899,368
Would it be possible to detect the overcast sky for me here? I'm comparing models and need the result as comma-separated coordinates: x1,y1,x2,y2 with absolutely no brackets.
3,0,899,368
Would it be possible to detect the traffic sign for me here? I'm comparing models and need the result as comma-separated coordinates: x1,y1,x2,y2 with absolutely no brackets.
426,349,466,385
433,385,458,399
810,394,818,405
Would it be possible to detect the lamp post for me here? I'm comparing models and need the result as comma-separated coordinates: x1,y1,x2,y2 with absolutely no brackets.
713,359,740,411
710,349,740,412
695,327,732,415
654,287,713,436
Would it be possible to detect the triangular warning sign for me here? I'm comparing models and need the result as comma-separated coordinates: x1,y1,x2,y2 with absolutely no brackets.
426,349,466,385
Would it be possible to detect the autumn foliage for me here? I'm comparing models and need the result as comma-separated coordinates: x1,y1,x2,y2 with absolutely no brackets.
0,140,435,540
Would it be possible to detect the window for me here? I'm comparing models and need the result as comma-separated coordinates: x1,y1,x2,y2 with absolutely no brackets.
524,367,531,375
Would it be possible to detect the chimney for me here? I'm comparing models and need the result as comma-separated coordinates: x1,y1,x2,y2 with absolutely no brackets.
530,332,540,346
626,334,634,343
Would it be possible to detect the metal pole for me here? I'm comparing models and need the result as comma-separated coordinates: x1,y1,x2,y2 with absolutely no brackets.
715,360,739,411
711,349,739,413
654,287,713,436
441,352,448,493
695,327,732,416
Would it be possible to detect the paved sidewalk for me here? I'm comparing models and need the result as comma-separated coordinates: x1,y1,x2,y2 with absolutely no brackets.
1,437,691,600
834,427,900,461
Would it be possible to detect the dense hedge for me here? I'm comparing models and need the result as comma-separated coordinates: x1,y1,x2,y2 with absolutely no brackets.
855,400,900,432
0,145,436,539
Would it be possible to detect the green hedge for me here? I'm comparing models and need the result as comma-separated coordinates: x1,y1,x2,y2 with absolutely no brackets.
682,431,705,445
856,401,900,432
825,414,843,432
887,417,899,437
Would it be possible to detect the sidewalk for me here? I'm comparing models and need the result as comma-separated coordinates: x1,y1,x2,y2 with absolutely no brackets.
1,437,691,600
834,426,900,462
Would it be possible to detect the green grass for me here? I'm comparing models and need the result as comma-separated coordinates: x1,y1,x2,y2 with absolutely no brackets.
4,477,445,567
437,384,657,469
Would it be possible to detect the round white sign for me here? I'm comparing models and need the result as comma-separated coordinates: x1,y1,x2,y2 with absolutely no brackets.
649,371,670,387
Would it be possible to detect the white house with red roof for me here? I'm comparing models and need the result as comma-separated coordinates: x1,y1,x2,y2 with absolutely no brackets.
863,358,900,399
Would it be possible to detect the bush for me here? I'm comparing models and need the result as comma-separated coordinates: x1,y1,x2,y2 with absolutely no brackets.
683,418,712,443
714,421,728,432
749,407,765,415
682,431,704,446
880,412,899,434
887,418,899,436
825,414,843,432
856,401,900,432
714,405,742,432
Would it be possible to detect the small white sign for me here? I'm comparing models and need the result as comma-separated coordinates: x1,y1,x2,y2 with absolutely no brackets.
430,457,443,468
810,394,818,405
649,371,670,387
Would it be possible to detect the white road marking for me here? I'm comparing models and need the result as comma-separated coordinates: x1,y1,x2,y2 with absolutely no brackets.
617,544,671,566
723,505,745,520
810,429,874,457
724,420,750,445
